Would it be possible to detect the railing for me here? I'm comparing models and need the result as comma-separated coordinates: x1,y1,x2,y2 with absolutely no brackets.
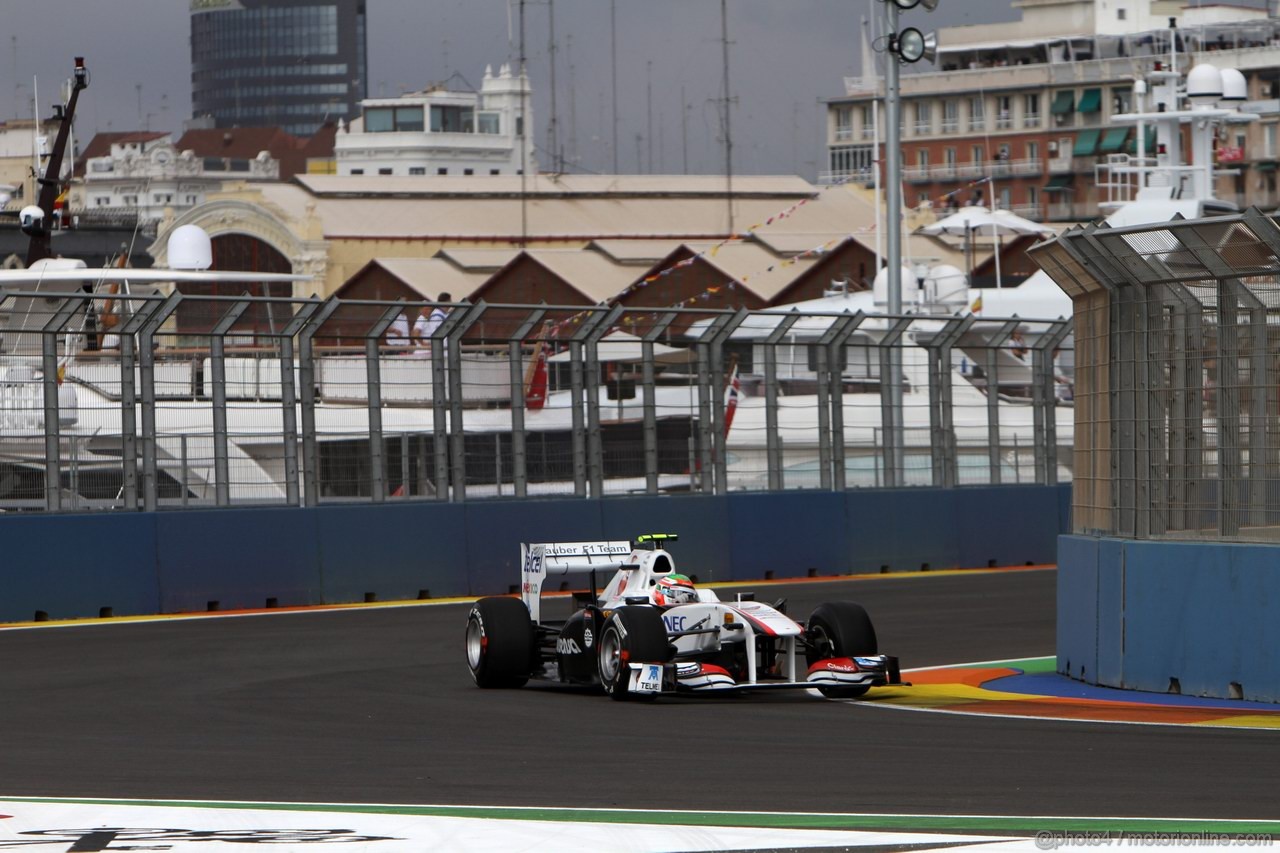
0,292,1074,513
1024,113,1042,128
834,127,854,142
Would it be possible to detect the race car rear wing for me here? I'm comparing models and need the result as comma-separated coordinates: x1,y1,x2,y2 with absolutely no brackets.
520,541,632,623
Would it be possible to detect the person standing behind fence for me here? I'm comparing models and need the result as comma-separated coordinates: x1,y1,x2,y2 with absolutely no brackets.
413,292,452,358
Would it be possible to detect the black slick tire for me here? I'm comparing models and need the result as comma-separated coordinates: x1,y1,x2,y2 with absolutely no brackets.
597,606,669,701
805,601,878,698
465,597,533,688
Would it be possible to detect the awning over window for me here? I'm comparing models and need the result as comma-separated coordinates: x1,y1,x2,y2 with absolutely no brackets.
1044,175,1074,191
1099,127,1130,154
1050,90,1075,115
1073,129,1101,156
1078,88,1102,114
1257,161,1279,172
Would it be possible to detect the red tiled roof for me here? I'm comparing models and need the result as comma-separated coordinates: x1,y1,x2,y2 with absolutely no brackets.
174,124,335,180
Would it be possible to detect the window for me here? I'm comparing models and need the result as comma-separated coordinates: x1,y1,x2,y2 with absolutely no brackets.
1027,186,1039,208
944,147,957,167
95,197,110,207
186,195,198,204
968,96,985,131
996,96,1012,129
971,144,984,163
437,167,448,175
364,106,424,133
916,149,929,168
477,112,501,134
123,195,138,206
490,169,501,175
350,168,364,175
378,167,393,175
1117,7,1126,19
1266,124,1278,158
1027,141,1040,161
835,106,853,141
464,168,474,176
913,101,932,135
942,100,959,133
1111,87,1132,117
828,144,876,179
1024,93,1041,128
409,167,425,175
430,104,475,133
859,105,875,140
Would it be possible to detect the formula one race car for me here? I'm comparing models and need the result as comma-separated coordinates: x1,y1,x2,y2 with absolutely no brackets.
464,534,903,700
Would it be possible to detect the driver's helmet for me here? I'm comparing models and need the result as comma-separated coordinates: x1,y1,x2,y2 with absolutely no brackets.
653,572,697,607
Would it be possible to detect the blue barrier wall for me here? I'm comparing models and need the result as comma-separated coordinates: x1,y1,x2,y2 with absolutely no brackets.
0,484,1069,624
1058,534,1280,703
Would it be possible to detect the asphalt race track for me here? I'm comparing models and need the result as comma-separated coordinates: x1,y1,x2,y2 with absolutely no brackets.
2,568,1278,820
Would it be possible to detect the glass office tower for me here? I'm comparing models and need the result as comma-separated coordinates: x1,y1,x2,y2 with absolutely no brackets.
190,0,367,136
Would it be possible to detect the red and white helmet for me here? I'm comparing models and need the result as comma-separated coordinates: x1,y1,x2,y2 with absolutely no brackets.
653,573,697,607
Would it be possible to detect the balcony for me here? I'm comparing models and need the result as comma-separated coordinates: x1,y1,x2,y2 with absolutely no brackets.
834,127,854,143
941,119,959,133
1023,113,1042,128
913,121,932,135
995,113,1013,130
896,159,1043,184
860,127,876,141
968,118,986,132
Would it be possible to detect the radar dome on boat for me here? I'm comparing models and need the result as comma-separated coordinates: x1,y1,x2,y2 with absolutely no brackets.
1186,63,1224,102
167,224,213,270
1220,67,1247,102
872,264,917,307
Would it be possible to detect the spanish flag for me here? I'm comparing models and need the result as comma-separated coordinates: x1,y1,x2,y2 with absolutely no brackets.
971,293,984,314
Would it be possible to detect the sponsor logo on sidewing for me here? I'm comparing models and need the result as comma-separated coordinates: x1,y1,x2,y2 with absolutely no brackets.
556,637,582,655
662,613,686,632
582,627,594,649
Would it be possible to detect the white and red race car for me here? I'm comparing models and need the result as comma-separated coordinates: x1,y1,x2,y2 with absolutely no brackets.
465,534,903,700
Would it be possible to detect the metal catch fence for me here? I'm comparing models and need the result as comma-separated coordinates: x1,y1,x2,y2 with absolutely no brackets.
0,290,1073,511
1031,206,1280,543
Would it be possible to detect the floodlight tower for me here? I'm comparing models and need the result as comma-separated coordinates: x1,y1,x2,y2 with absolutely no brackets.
881,0,938,486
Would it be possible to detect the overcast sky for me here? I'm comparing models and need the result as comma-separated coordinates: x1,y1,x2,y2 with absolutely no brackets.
7,0,1018,180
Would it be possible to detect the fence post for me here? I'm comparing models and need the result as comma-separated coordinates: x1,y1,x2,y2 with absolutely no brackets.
40,298,84,511
983,319,1020,485
507,307,547,499
875,316,913,488
764,313,802,491
139,292,183,512
298,296,341,507
365,302,408,504
445,301,489,503
826,312,867,492
208,297,252,507
709,308,749,495
276,299,321,508
584,304,626,498
642,312,679,494
116,298,164,510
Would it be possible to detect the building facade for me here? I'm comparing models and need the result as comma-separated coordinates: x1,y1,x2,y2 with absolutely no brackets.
333,64,536,177
190,0,367,136
824,0,1280,222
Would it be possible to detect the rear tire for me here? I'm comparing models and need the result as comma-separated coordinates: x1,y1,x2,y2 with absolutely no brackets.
465,597,533,688
597,606,669,701
806,601,878,699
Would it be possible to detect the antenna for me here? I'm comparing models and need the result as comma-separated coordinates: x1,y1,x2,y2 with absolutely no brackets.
646,60,653,174
519,0,528,248
720,0,735,234
681,84,689,174
547,0,559,172
610,0,619,174
567,33,578,168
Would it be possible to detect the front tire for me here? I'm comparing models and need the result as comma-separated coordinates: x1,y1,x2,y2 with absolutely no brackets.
597,606,670,701
465,597,533,688
806,601,878,698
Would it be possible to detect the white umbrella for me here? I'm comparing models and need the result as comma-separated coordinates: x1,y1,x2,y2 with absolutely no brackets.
918,207,1054,289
